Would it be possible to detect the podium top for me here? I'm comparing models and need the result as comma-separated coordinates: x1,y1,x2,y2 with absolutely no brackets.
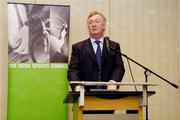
64,91,156,103
70,81,158,86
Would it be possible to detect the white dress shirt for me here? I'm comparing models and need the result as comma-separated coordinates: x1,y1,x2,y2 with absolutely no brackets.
90,37,104,53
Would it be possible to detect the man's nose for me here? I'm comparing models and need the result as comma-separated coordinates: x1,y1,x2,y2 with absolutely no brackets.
92,22,97,26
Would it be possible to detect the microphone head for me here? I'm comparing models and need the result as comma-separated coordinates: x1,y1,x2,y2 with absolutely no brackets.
104,36,109,40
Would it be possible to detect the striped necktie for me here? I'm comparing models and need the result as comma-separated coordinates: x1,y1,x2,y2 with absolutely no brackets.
95,40,102,81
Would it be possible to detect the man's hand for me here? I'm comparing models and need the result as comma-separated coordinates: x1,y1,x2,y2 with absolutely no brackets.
107,80,117,90
74,85,81,91
107,84,117,90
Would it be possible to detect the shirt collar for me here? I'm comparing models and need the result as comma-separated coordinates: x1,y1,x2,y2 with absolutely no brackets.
90,37,104,44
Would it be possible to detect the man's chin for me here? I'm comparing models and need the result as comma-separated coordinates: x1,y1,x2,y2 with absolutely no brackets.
90,33,102,38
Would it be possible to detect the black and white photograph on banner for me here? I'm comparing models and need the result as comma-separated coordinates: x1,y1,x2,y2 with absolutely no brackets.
8,3,70,63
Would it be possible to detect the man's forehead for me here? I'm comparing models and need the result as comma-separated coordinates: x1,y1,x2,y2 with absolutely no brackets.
88,14,104,21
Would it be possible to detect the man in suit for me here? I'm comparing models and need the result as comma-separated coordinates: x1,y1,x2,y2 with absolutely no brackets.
68,11,125,91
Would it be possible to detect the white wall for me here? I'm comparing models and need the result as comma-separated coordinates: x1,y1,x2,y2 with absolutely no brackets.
0,0,180,120
0,1,8,120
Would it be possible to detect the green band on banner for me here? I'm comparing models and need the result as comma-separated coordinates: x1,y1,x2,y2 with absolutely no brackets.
8,63,68,120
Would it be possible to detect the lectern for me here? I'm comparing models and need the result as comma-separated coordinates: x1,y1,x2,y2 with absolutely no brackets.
65,81,157,120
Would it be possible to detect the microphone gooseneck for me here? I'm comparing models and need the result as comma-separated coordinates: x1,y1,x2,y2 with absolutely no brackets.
105,36,110,52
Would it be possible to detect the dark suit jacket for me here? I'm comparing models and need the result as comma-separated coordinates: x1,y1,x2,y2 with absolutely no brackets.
68,38,125,91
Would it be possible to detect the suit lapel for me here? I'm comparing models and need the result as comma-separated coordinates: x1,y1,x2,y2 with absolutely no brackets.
84,39,98,65
84,38,109,66
102,38,108,64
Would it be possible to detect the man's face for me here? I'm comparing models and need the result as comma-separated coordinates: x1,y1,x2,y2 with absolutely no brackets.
87,14,105,39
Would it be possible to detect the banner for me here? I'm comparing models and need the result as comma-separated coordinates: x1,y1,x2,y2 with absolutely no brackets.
8,3,70,120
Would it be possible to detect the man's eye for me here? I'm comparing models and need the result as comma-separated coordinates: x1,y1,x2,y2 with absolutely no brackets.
88,20,102,24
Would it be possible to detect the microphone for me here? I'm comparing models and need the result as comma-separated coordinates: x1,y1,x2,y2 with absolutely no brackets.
104,36,127,57
104,36,125,57
104,36,110,52
110,46,126,57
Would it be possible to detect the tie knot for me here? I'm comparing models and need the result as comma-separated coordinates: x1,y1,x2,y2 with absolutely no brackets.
95,40,101,45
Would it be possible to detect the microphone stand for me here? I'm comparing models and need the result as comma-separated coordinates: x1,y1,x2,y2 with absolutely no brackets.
109,47,179,120
119,53,179,89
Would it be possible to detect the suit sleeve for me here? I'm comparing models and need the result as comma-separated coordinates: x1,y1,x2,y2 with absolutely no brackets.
110,43,125,82
68,44,81,89
68,44,80,81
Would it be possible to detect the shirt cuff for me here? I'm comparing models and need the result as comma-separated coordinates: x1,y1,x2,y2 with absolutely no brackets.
109,80,116,83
